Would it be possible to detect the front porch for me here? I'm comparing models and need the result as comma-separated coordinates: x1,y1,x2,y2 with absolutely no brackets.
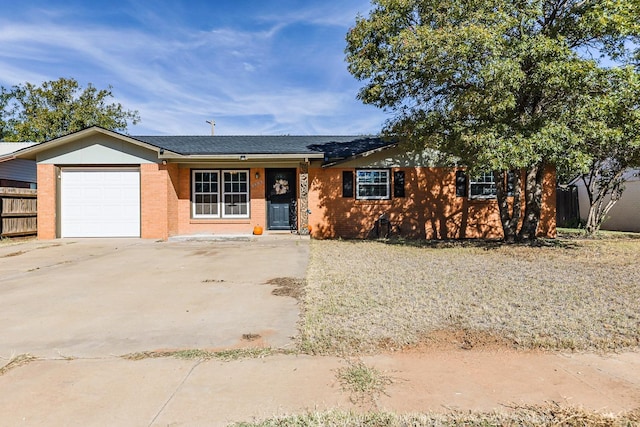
163,162,311,239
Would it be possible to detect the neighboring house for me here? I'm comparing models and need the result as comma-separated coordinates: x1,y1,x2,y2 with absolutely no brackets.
571,169,640,232
3,126,556,240
0,142,37,188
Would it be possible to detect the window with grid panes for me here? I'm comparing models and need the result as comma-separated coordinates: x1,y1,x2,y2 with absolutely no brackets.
192,170,249,218
192,171,219,217
222,171,249,217
469,171,497,198
356,169,390,200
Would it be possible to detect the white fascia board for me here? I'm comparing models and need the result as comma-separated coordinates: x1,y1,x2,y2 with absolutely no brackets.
159,153,324,161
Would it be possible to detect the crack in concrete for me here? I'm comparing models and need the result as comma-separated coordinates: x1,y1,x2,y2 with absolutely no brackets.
148,359,202,426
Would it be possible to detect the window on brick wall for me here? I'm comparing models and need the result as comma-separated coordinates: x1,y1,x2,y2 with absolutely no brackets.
459,170,517,199
192,169,249,218
469,171,497,199
356,169,390,200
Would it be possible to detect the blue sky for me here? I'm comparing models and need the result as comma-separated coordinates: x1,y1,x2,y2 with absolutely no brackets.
0,0,389,135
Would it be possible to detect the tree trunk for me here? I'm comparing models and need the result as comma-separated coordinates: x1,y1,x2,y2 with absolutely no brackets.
518,162,545,241
583,167,625,236
495,170,522,242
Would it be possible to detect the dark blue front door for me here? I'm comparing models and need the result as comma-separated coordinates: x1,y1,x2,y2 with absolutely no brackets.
267,169,296,230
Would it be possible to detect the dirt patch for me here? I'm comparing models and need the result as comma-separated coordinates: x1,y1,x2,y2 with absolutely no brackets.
371,329,517,353
35,243,64,249
0,354,37,375
266,277,305,300
415,329,517,351
191,250,219,256
242,333,261,341
231,330,276,349
1,251,26,258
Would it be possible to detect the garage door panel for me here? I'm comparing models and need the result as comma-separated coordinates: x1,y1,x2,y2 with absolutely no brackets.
61,169,140,238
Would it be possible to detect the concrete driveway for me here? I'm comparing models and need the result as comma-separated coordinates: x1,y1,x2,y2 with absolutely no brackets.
0,236,308,359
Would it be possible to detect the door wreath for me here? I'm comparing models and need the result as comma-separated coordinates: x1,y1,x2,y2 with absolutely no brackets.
273,178,289,195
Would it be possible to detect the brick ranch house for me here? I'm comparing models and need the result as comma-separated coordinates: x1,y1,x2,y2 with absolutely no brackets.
3,126,556,240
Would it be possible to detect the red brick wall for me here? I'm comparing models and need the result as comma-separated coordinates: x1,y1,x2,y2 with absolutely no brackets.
308,166,556,240
166,163,180,237
36,162,555,241
36,164,57,239
140,163,169,239
174,166,268,236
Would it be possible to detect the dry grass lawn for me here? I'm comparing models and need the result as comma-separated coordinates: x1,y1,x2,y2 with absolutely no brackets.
232,406,640,427
300,237,640,354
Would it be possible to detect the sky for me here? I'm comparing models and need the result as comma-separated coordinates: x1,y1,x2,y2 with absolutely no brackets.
0,0,389,136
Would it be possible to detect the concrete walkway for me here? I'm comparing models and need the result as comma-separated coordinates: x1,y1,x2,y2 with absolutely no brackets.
0,351,639,426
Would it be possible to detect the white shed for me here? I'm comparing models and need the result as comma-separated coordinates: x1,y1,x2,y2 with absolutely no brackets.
572,169,640,232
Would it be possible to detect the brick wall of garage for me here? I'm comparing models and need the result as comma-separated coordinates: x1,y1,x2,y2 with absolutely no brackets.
140,163,172,240
36,163,57,239
166,163,180,237
307,165,556,240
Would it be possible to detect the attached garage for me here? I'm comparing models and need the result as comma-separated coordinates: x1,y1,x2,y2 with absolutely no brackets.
60,168,141,237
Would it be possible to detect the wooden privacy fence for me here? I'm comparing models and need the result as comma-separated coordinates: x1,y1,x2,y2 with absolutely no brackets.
0,187,37,237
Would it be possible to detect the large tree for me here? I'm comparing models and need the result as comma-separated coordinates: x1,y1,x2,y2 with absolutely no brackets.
346,0,640,241
0,77,140,142
567,67,640,235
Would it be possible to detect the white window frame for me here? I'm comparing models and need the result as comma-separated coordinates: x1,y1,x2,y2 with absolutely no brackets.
221,170,250,218
192,170,220,218
356,169,390,200
469,171,497,199
192,169,250,219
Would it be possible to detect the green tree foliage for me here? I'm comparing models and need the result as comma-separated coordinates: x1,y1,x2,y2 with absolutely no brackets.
346,0,640,241
0,77,140,142
568,67,640,234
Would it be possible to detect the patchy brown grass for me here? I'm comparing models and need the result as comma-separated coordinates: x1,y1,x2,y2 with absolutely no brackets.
336,359,394,406
266,277,305,300
122,347,279,362
300,238,640,354
231,405,640,426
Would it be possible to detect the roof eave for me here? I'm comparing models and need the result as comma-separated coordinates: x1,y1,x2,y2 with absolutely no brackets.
12,127,181,160
322,142,399,168
159,153,325,161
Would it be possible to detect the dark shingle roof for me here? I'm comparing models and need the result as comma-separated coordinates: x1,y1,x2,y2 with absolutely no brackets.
132,135,394,160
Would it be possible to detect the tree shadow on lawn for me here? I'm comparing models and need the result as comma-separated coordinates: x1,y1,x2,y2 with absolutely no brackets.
376,236,581,251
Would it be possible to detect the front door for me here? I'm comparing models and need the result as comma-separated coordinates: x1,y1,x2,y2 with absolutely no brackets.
267,169,296,230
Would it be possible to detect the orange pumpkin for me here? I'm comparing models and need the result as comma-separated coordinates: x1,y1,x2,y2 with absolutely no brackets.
253,225,263,235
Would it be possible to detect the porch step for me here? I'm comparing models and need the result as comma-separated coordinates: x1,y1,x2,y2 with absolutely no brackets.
168,232,309,242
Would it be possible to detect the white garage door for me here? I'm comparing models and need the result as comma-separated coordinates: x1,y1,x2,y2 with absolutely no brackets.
61,168,140,237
